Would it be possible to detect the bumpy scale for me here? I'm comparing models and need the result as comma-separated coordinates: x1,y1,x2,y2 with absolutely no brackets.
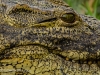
0,0,100,75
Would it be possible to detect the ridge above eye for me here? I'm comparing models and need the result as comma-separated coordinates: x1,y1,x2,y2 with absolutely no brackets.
61,13,75,23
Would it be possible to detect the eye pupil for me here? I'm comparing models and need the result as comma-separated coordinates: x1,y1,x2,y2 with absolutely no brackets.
61,13,75,23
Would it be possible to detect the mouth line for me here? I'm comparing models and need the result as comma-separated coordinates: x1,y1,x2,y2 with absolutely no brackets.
1,44,100,65
52,51,100,64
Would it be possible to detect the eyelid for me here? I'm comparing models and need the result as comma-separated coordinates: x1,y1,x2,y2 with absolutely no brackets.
60,13,75,23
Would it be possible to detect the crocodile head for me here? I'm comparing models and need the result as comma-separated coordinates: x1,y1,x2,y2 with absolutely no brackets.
0,0,100,74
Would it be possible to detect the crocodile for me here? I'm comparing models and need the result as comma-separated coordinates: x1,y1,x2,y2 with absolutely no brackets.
0,0,100,75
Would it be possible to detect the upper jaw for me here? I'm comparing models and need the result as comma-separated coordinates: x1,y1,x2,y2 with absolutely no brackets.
0,22,99,62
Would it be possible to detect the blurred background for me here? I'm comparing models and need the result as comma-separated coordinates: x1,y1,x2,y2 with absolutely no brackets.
64,0,100,19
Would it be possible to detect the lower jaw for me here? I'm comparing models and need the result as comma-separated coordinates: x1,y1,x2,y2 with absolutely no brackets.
0,45,100,74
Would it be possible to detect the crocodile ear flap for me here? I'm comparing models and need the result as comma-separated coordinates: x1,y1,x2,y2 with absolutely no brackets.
6,4,33,14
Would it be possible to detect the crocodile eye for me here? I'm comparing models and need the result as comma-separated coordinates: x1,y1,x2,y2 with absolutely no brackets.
61,13,75,23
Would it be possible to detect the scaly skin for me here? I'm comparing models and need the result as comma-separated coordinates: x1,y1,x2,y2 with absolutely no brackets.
0,0,100,75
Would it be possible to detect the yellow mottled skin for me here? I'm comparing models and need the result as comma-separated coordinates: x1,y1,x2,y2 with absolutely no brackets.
0,0,100,75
